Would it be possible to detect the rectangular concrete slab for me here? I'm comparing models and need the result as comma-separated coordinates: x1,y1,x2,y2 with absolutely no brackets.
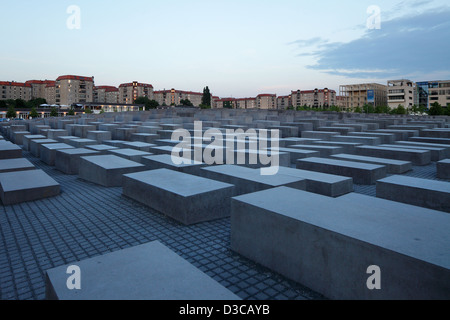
289,145,344,157
0,169,60,205
40,143,75,166
0,142,23,159
355,146,431,166
331,154,412,174
107,149,153,164
377,175,450,213
380,144,446,162
0,158,35,173
29,139,58,158
141,154,206,176
200,165,306,196
55,148,102,175
22,135,46,151
231,186,450,300
123,169,235,225
45,241,240,300
275,166,353,197
437,159,450,180
79,155,146,187
297,157,387,185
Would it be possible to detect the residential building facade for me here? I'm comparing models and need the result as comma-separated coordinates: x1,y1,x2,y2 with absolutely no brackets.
94,86,119,104
236,98,257,109
387,80,415,109
339,83,388,110
277,95,292,109
256,94,277,109
55,75,94,106
119,82,153,104
291,88,336,108
0,81,32,101
154,89,203,107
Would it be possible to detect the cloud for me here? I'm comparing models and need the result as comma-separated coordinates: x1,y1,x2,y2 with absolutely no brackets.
295,6,450,79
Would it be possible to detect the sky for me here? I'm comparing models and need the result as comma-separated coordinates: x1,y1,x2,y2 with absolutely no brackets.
1,0,449,98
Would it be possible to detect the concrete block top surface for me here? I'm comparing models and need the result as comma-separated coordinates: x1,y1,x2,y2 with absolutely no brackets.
109,149,152,156
0,158,34,171
124,169,234,197
276,167,352,183
233,187,450,269
24,135,46,139
80,155,145,170
31,139,57,144
332,154,411,165
0,169,59,192
46,241,240,300
438,159,450,164
142,154,203,167
298,157,386,170
41,143,74,150
86,145,119,151
57,148,100,156
356,146,430,154
377,175,450,193
202,165,305,186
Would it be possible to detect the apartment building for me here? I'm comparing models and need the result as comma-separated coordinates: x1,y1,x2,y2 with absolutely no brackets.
0,81,32,101
94,86,119,104
339,83,387,110
277,95,292,109
215,98,237,109
387,80,415,109
119,82,153,104
256,94,277,109
154,89,203,107
45,81,56,105
336,96,346,109
416,80,450,109
25,80,55,100
55,75,94,106
236,97,257,109
290,88,336,108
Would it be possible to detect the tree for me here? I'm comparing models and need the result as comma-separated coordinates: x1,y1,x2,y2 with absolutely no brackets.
50,107,59,117
180,99,194,107
68,109,75,116
199,104,211,109
201,86,211,107
354,106,363,113
363,104,375,114
6,105,16,119
0,100,6,108
392,104,407,115
84,108,93,114
29,107,39,119
135,96,159,110
26,98,47,109
429,102,444,115
375,105,389,114
15,99,26,108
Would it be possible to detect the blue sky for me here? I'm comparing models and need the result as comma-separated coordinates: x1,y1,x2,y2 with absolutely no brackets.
1,0,449,98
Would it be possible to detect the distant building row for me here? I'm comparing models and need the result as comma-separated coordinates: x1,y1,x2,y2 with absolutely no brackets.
2,75,449,110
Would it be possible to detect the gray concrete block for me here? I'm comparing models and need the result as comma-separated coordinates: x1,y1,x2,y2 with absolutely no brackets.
22,135,46,151
348,132,395,144
297,157,387,185
29,139,58,158
0,169,60,205
113,128,137,141
394,141,450,158
0,158,35,173
420,129,450,139
45,241,240,300
437,159,450,179
107,149,153,164
78,155,146,187
120,142,156,152
301,131,339,140
409,137,450,145
86,131,112,143
130,133,160,143
318,126,355,135
47,130,69,140
355,146,431,166
56,136,80,143
290,145,344,157
55,148,101,175
231,186,450,300
331,154,412,174
11,131,30,145
67,139,98,148
73,125,96,138
0,141,23,159
200,165,306,195
40,143,75,166
266,147,320,164
141,154,206,176
380,144,446,162
85,144,120,154
377,175,450,212
330,135,381,146
123,169,235,225
313,141,363,153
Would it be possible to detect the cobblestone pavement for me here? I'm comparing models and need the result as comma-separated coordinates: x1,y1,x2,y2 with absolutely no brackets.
0,151,446,300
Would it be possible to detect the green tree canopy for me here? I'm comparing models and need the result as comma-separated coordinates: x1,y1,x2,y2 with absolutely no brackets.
201,86,211,107
29,107,39,119
68,109,75,116
50,107,59,117
15,99,26,108
429,102,444,115
6,105,16,118
180,99,194,107
135,96,159,110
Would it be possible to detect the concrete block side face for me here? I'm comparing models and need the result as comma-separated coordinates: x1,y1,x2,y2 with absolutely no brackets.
437,161,450,180
376,180,450,213
1,183,60,206
230,198,450,300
